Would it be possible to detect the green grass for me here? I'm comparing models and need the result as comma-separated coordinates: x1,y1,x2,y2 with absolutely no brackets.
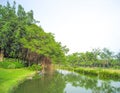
75,67,120,80
0,68,35,93
56,65,120,80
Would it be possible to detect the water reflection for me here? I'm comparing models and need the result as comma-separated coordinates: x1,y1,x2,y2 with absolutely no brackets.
59,70,120,93
13,69,120,93
13,71,66,93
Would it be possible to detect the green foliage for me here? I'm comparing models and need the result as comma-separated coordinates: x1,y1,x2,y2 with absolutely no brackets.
58,66,120,80
116,52,120,62
0,1,67,65
66,48,119,68
0,62,24,69
13,62,24,68
7,63,16,69
74,68,98,76
0,58,24,69
28,64,42,71
99,70,120,80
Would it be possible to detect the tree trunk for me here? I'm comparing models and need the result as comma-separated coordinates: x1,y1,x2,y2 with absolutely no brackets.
0,50,4,62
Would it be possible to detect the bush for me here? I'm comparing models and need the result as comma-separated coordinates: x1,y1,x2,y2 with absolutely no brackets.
0,58,24,69
0,62,24,69
28,64,42,71
13,62,24,68
0,62,10,68
7,64,16,69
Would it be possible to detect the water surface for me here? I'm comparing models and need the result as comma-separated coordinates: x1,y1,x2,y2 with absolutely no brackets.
13,69,120,93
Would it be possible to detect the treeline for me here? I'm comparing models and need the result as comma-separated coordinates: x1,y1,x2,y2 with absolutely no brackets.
0,2,68,66
66,48,120,68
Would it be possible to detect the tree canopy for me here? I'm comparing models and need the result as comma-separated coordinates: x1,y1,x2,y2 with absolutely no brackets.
0,2,67,65
66,48,120,68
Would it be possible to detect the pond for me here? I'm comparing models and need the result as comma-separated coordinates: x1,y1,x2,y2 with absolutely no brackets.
13,69,120,93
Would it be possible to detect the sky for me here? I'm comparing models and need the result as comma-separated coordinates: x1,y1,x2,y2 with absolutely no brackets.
0,0,120,54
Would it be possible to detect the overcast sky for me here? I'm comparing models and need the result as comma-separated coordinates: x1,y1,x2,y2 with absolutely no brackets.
0,0,120,54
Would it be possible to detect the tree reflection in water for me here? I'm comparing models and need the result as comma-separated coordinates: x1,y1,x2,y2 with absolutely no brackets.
13,69,120,93
58,69,120,93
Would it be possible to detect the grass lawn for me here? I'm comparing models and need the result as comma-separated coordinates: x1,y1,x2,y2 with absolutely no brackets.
0,68,35,93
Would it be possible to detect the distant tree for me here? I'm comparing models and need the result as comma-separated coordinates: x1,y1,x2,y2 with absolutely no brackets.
66,48,118,68
97,48,114,67
100,48,113,60
116,52,120,62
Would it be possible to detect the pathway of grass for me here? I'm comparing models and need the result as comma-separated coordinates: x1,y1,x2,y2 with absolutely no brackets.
0,68,35,93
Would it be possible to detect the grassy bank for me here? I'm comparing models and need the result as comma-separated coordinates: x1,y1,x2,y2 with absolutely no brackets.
56,65,120,80
0,68,35,93
74,67,120,80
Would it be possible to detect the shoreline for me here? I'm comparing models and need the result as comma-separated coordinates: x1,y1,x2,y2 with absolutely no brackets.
55,65,120,80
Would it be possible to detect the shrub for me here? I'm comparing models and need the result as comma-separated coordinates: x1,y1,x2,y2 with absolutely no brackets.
13,62,24,68
0,62,10,68
0,58,24,69
28,64,42,71
7,64,16,69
